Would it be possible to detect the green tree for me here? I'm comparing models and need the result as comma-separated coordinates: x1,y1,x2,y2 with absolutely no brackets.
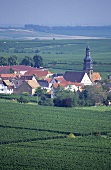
21,56,33,66
9,68,14,73
17,96,29,103
33,55,43,68
0,56,8,66
53,90,78,107
79,84,108,106
35,87,47,104
8,55,18,65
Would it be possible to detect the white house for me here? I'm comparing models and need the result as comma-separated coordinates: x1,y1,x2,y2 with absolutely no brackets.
0,82,13,94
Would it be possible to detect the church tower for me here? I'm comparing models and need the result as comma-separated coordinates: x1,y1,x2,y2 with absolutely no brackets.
83,46,93,78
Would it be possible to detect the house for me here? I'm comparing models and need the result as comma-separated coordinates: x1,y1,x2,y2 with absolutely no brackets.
51,76,65,84
25,69,53,79
37,79,52,92
12,79,24,88
0,80,13,94
14,80,40,95
11,75,37,88
63,71,92,86
0,65,39,75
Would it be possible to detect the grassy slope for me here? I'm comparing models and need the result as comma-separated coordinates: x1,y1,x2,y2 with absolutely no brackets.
0,100,111,170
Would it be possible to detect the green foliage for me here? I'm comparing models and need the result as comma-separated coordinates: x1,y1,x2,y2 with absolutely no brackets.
53,90,78,107
33,54,43,68
22,92,29,96
79,84,109,106
8,55,18,65
17,96,29,103
39,98,54,106
0,93,37,103
9,68,14,73
20,56,33,66
0,56,8,66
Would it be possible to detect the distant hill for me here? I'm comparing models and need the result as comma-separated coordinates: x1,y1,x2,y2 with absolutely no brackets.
25,25,111,38
0,25,111,40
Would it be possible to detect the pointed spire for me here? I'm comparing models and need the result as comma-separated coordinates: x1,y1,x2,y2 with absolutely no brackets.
83,46,93,78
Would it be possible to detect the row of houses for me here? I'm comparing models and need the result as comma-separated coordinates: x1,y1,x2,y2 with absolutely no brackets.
0,65,101,98
0,47,103,98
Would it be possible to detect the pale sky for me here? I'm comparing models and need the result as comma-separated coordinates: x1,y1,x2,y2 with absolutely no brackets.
0,0,111,26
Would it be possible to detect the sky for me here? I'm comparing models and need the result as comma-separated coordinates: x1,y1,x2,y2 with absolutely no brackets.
0,0,111,26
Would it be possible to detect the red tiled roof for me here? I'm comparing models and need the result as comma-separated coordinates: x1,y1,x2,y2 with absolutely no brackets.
53,83,59,88
0,74,17,78
54,76,65,82
45,78,52,83
25,69,51,77
0,65,40,71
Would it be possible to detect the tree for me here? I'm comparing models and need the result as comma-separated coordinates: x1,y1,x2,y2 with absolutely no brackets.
53,90,78,107
8,55,18,65
21,56,33,66
35,87,47,96
0,56,8,66
33,55,43,68
17,96,29,103
78,84,108,106
9,68,14,73
34,87,47,104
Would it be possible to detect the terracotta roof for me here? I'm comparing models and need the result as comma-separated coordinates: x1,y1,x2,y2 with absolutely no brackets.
0,74,17,78
26,80,40,89
91,72,102,82
25,69,51,77
45,78,52,83
54,76,65,82
64,71,85,83
53,83,59,88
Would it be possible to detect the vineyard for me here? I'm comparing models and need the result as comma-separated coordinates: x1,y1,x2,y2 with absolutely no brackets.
0,100,111,169
0,39,111,78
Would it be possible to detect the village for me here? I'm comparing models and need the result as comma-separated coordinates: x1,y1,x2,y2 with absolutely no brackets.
0,46,111,106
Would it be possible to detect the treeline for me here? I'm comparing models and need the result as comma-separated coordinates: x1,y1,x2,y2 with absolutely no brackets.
25,24,111,33
1,84,111,107
52,84,111,107
0,55,43,68
24,24,111,37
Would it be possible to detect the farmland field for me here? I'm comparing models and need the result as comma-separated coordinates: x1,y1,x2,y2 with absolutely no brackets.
0,38,111,78
0,100,111,170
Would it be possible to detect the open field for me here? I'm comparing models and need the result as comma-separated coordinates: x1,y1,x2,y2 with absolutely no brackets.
0,100,111,169
0,39,111,78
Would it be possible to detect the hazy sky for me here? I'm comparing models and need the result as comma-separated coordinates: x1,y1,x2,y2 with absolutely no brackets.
0,0,111,26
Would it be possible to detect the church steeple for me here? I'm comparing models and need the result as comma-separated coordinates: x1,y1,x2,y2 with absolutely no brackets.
83,46,93,78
